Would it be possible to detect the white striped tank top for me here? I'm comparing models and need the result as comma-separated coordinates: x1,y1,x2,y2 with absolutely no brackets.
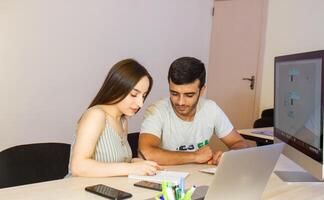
66,117,132,176
94,117,132,163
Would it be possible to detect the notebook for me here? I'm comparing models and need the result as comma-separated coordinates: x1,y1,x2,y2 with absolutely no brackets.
128,170,189,184
199,167,217,174
201,143,284,200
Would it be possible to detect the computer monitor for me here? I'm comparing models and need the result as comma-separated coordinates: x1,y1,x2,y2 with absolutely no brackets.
274,50,324,182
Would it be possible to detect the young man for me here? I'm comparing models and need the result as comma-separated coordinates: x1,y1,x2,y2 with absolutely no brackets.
139,57,248,165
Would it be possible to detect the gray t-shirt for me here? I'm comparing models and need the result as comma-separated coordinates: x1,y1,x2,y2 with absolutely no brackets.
140,98,233,151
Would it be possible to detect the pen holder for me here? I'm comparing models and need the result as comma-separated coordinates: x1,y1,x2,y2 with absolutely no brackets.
155,180,194,200
155,192,164,200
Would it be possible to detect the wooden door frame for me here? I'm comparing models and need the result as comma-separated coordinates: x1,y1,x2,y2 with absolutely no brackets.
253,0,269,120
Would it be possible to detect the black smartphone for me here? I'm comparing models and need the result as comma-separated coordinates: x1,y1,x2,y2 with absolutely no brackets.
85,184,132,200
133,180,162,191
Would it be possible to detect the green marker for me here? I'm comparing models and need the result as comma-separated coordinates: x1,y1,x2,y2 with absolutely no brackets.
182,185,196,200
161,181,168,200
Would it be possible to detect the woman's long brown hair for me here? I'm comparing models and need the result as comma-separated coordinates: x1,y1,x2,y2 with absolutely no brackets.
88,59,153,108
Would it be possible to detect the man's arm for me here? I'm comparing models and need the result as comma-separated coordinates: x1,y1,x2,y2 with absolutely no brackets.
221,129,249,150
208,129,249,165
139,133,213,165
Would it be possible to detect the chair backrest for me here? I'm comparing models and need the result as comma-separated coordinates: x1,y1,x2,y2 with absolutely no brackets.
261,108,274,118
253,117,274,128
127,132,139,158
253,108,274,128
253,109,274,146
0,142,70,189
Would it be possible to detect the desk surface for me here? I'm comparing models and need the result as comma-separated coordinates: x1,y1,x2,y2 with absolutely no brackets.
238,127,274,140
1,155,324,200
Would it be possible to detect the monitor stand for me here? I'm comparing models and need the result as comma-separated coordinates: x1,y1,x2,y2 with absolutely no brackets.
275,171,322,182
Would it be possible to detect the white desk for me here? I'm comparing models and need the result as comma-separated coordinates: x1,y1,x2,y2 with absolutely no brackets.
238,127,274,145
238,127,273,140
1,155,324,200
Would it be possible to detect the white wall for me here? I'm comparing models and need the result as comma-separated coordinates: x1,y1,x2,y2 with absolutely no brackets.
260,0,324,112
0,0,213,151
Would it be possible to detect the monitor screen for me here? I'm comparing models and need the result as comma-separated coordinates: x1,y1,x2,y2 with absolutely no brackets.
274,50,324,181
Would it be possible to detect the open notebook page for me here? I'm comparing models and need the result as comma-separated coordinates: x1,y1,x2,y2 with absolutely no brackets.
128,170,189,184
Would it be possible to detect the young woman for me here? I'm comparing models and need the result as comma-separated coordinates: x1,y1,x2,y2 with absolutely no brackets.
68,59,160,177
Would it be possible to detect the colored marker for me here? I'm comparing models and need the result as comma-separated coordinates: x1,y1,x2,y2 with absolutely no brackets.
182,185,196,200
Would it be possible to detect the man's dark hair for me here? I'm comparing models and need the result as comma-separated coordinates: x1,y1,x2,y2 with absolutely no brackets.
168,57,206,89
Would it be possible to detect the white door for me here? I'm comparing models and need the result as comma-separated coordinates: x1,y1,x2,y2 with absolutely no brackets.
207,0,266,129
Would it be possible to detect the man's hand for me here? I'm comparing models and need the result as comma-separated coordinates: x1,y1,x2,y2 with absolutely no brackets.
207,150,223,165
194,145,213,163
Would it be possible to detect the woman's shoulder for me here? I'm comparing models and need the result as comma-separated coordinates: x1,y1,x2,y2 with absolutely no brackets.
76,106,107,139
80,106,107,124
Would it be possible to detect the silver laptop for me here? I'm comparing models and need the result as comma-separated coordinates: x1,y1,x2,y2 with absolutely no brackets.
198,143,284,200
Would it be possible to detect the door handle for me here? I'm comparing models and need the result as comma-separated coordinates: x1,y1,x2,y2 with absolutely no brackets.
242,75,255,90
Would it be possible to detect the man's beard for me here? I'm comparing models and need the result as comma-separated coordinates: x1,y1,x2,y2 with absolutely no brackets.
171,96,200,118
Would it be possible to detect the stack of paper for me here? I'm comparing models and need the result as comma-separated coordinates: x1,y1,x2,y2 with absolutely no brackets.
199,167,217,174
128,170,189,184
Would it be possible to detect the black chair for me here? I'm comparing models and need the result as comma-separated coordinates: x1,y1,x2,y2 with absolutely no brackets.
253,108,274,128
0,142,70,189
253,117,274,128
253,108,274,146
127,132,139,158
260,108,274,119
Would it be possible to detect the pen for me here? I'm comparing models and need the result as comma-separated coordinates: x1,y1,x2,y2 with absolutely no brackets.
138,150,163,173
175,186,181,200
162,181,168,200
179,177,185,198
166,184,175,200
138,150,147,160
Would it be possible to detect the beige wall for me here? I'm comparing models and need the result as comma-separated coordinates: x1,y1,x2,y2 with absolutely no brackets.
0,0,213,151
260,0,324,112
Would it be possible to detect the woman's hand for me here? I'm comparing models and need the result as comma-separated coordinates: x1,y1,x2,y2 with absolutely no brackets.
129,160,161,175
131,158,144,163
